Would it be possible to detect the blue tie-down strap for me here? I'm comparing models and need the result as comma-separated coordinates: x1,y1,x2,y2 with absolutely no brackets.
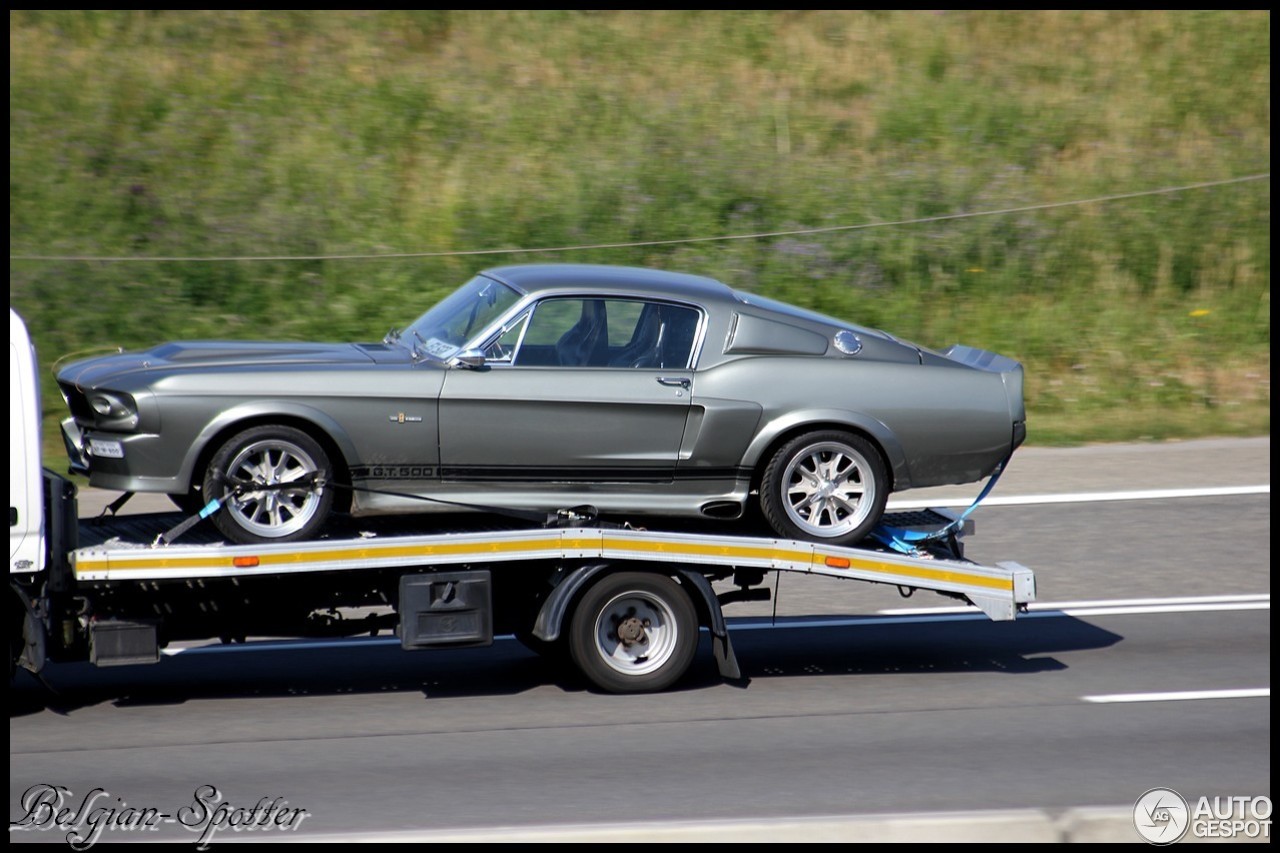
155,496,224,546
870,454,1011,555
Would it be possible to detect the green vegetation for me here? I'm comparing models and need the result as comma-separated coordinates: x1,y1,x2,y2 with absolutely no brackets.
10,11,1270,449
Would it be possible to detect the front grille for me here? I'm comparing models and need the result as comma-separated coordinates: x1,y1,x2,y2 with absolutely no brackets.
59,382,94,422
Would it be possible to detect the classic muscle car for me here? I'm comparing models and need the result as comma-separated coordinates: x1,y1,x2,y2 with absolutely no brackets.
59,264,1025,545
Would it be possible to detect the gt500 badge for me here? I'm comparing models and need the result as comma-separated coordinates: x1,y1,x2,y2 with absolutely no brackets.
388,413,423,424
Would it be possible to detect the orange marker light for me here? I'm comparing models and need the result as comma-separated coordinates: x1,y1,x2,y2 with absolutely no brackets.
232,556,260,568
824,556,851,569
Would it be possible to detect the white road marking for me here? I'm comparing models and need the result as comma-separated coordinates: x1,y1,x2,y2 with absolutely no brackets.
1035,602,1268,617
1082,688,1270,704
731,601,1269,630
731,614,995,630
285,806,1133,843
881,594,1271,617
887,484,1269,510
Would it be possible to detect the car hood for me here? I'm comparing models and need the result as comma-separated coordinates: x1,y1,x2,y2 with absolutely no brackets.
57,340,400,388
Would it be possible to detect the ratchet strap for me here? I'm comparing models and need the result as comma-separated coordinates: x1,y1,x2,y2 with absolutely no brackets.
154,496,225,546
156,473,322,545
870,452,1012,555
153,475,622,546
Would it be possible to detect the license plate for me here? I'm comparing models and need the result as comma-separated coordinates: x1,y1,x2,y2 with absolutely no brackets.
89,439,124,459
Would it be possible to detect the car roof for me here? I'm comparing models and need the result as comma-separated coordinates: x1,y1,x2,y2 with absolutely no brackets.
481,264,737,304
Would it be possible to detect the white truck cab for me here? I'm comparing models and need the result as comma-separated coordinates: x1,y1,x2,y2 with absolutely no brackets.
10,309,44,576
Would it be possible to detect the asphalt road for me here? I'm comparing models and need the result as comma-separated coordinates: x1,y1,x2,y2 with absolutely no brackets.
9,438,1271,843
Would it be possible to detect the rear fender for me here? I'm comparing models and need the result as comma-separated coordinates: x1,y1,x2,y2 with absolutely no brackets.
741,409,910,490
940,345,1025,424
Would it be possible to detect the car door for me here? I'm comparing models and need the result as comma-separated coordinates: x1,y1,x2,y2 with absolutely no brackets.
437,297,701,483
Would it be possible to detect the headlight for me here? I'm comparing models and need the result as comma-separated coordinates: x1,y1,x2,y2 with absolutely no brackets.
86,391,139,428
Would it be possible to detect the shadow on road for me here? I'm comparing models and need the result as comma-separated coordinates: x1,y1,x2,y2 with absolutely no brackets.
718,614,1121,684
10,614,1121,715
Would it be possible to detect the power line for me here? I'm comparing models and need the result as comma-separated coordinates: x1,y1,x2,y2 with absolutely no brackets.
9,172,1268,264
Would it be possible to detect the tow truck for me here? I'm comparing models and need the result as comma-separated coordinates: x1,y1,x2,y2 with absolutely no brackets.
10,309,1035,693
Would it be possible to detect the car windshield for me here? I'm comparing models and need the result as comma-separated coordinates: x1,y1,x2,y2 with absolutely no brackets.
401,276,522,360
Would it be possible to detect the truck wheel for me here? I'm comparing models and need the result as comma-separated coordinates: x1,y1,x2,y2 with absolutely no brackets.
759,430,888,546
203,425,334,544
568,572,697,694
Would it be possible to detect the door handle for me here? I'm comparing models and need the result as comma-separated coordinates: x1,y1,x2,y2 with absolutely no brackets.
656,376,691,389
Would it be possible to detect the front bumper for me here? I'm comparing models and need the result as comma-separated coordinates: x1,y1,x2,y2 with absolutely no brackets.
60,418,91,476
59,418,185,493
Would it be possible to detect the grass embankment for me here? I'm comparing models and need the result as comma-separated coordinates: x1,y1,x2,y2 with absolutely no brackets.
10,11,1270,456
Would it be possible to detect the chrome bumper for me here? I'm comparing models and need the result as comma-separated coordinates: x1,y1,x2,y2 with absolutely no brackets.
60,417,91,476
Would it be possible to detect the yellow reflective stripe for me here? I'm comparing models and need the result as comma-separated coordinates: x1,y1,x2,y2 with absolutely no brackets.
600,537,809,563
75,536,599,575
813,552,1013,591
72,535,1011,593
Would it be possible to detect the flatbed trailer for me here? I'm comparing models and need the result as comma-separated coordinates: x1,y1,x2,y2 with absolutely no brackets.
11,308,1035,693
71,508,1033,623
15,477,1034,693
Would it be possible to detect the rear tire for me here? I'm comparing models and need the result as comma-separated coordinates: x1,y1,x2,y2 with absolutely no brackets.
203,425,334,544
568,572,697,694
759,430,888,546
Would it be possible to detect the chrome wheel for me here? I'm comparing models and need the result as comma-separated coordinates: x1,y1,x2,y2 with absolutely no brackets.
781,441,876,537
204,425,334,544
223,439,324,538
759,430,888,546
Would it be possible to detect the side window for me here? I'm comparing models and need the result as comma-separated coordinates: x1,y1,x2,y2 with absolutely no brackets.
606,301,699,369
512,299,590,366
509,298,701,369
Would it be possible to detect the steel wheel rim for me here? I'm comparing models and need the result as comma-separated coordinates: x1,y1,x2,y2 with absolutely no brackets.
223,439,323,538
592,591,680,676
781,441,875,537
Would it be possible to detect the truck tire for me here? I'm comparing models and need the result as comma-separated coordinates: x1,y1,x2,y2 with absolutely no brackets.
203,425,334,544
568,571,697,694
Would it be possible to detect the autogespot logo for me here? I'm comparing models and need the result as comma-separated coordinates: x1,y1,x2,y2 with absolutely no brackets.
1134,787,1190,845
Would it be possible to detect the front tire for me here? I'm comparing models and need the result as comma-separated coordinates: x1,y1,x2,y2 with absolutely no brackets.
203,425,334,544
759,430,888,546
568,572,698,694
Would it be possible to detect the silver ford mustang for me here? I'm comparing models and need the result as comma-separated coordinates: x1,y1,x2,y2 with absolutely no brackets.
59,264,1025,545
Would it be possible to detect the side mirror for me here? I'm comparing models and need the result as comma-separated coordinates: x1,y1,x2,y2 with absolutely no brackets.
449,349,487,369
